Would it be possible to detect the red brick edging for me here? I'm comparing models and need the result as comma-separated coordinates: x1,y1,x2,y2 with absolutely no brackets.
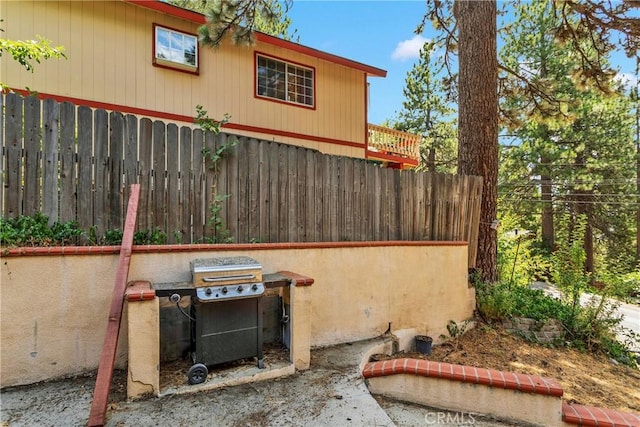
363,358,640,427
276,271,314,287
562,403,640,427
363,358,563,397
0,241,467,258
125,280,155,302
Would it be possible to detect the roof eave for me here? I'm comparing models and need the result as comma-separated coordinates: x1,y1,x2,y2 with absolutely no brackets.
122,0,387,78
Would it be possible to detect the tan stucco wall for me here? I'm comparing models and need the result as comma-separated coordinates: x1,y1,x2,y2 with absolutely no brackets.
0,243,473,388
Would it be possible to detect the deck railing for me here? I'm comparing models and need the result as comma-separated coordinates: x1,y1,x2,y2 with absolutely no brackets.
367,124,421,161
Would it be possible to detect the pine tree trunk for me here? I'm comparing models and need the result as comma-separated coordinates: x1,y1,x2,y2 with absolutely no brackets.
457,0,498,283
428,147,436,172
540,163,554,251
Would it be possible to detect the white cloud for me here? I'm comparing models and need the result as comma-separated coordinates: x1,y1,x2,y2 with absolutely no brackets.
615,72,638,91
391,35,429,61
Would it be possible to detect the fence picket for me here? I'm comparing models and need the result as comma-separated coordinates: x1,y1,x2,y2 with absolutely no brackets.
94,109,109,238
42,99,59,225
59,102,76,223
166,123,180,243
124,115,138,208
77,106,93,236
180,126,192,244
258,140,270,243
267,142,279,243
4,93,23,218
191,129,205,242
152,120,166,232
109,112,125,230
23,96,41,217
138,118,153,233
247,139,260,243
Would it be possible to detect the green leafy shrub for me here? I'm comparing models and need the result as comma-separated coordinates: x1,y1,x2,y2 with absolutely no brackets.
497,213,551,288
475,281,515,320
0,212,82,247
479,213,639,366
97,228,167,246
477,281,568,322
596,267,640,302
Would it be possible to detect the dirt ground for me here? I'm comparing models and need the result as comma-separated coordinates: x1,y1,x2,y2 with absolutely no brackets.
377,322,640,414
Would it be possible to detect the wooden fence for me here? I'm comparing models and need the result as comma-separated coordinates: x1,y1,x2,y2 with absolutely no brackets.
0,93,482,264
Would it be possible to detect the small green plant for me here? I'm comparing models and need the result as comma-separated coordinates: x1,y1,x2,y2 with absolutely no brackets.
440,319,471,350
476,280,515,320
195,105,237,243
203,194,233,243
195,104,229,134
0,212,82,247
97,228,167,246
551,214,590,332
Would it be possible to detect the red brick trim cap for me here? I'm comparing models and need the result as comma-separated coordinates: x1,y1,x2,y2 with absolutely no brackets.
125,280,155,302
276,271,314,287
562,403,640,427
363,358,564,398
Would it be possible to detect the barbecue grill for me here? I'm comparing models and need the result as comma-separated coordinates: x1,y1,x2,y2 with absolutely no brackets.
187,256,265,385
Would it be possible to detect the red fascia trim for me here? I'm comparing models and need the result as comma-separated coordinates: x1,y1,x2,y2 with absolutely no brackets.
124,0,206,24
365,148,419,167
123,0,387,77
9,89,366,150
255,32,387,77
152,23,200,76
254,51,317,111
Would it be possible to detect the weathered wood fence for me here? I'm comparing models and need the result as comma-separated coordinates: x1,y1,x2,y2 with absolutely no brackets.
1,93,482,263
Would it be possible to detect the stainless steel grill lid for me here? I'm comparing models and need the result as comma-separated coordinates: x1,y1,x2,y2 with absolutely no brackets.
191,256,261,273
191,256,263,287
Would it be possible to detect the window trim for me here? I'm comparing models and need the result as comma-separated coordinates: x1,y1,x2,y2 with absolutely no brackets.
152,23,199,75
254,52,316,110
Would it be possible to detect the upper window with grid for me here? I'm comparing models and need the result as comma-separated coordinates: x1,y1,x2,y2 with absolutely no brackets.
154,25,198,74
256,55,314,108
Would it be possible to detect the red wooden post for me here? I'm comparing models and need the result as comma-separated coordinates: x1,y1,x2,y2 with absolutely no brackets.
88,184,140,426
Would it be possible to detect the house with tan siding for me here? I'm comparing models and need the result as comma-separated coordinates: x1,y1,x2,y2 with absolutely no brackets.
1,0,420,169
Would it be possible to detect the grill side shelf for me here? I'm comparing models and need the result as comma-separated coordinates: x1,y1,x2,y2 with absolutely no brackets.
153,273,292,297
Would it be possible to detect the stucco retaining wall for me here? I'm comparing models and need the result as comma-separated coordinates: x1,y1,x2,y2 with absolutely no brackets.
0,242,473,388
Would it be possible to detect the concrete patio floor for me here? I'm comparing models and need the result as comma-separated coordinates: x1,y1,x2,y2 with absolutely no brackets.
1,338,520,427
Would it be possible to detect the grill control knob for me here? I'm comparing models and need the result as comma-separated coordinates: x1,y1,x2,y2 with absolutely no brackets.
237,285,243,293
221,287,228,294
251,284,258,291
205,288,212,296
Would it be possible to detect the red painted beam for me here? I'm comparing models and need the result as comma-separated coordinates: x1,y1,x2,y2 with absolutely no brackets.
88,184,141,427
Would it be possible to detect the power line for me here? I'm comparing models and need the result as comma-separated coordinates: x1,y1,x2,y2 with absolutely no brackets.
500,198,640,206
498,179,638,186
498,192,640,197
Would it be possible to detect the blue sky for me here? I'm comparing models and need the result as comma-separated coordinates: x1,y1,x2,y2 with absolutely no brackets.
287,1,430,125
287,1,639,126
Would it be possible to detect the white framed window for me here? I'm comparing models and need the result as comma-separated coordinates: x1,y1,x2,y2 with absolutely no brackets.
153,24,198,74
256,54,315,108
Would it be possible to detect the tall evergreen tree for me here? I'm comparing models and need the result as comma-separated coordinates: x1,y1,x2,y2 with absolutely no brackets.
499,0,637,276
423,0,639,282
394,42,457,173
457,0,499,282
166,0,298,45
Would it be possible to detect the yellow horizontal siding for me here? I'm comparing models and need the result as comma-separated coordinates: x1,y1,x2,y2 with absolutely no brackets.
1,1,368,158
